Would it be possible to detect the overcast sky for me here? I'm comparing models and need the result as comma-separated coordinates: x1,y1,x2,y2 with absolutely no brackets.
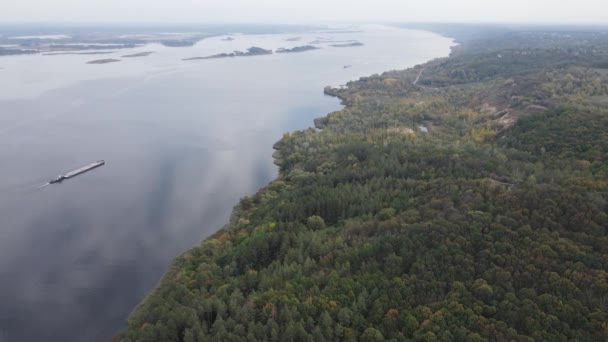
1,0,607,24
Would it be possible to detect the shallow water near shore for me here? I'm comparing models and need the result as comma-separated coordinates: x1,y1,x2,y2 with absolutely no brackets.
0,25,453,341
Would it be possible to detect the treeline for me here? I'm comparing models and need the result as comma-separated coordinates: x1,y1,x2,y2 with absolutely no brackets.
115,27,608,341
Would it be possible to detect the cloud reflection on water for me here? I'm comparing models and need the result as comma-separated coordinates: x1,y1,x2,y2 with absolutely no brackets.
0,26,454,341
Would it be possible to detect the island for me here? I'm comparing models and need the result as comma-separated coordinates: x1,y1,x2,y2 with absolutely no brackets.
121,51,155,58
275,45,320,53
86,58,121,64
329,41,365,47
221,37,235,41
160,40,198,47
183,46,273,60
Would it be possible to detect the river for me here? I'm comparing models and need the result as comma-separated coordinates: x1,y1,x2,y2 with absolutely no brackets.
0,25,453,341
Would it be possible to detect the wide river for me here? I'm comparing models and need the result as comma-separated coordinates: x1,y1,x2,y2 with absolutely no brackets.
0,25,453,341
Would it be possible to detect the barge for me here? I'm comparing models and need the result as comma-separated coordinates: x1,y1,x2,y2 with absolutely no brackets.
50,160,105,184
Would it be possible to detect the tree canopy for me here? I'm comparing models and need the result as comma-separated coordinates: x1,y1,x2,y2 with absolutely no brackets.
115,27,608,341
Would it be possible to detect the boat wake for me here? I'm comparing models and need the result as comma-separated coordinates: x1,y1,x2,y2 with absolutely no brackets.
37,182,50,190
0,181,51,205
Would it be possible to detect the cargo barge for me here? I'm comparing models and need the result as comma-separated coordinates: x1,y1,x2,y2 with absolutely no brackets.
50,160,105,184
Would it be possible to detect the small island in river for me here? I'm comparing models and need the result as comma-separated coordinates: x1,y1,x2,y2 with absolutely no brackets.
159,40,198,47
183,46,272,60
122,51,155,57
276,45,320,53
87,58,121,64
329,41,365,47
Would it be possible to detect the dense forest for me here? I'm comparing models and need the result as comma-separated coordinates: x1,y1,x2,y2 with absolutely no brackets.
115,26,608,341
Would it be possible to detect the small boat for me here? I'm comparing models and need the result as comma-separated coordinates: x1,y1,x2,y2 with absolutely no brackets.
49,175,66,184
344,65,352,69
49,160,105,184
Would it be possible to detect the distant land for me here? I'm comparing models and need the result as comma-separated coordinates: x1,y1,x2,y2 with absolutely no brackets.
0,33,207,55
315,29,365,34
44,51,114,56
49,43,136,50
0,47,37,56
0,23,324,56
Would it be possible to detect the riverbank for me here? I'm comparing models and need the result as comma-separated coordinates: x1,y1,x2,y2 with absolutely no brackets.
115,25,608,341
113,29,458,341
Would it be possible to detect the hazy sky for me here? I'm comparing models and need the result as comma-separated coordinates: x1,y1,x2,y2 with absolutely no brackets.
1,0,607,24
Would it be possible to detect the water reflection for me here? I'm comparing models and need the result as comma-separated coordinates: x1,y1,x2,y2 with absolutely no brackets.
0,26,454,341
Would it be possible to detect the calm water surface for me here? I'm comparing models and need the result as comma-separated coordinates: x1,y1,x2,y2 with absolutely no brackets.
0,25,453,341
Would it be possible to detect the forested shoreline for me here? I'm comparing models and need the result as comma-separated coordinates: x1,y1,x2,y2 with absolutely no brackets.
116,26,608,341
